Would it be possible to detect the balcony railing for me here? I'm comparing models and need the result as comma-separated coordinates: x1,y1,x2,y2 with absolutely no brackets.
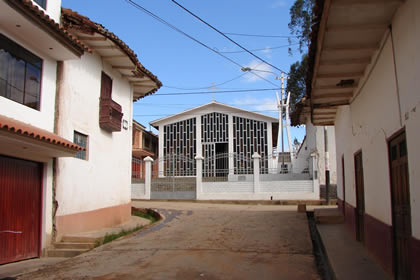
99,98,123,132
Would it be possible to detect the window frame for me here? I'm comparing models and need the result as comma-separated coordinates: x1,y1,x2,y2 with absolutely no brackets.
73,131,89,160
0,33,43,110
33,0,47,9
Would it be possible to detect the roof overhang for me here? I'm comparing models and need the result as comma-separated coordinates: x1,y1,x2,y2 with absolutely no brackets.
61,8,162,101
150,101,279,129
0,0,87,60
0,115,83,163
307,0,403,125
132,149,155,158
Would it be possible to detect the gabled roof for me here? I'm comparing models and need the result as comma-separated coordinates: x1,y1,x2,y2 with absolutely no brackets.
303,0,403,125
61,8,162,100
150,100,278,128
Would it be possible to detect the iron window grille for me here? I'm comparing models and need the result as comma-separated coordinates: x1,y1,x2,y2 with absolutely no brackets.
74,131,88,160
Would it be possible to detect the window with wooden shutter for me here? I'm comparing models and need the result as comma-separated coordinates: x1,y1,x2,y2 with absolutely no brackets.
99,72,123,132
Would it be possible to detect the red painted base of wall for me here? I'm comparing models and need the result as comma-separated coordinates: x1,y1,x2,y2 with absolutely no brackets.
411,236,420,280
56,202,131,237
337,198,344,215
344,202,357,240
364,214,393,276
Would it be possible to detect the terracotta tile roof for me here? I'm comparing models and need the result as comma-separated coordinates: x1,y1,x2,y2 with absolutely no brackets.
5,0,90,55
0,115,84,151
61,8,162,97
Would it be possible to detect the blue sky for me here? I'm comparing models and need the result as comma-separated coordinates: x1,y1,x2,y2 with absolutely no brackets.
62,0,306,150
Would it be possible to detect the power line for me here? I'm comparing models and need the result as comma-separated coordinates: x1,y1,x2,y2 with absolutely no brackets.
124,0,279,87
171,0,288,74
219,43,299,54
135,102,277,106
163,72,247,90
224,32,298,38
152,88,280,96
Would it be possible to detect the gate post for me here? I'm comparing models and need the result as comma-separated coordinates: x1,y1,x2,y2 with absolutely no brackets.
195,154,204,200
144,156,154,200
311,153,320,199
252,152,261,193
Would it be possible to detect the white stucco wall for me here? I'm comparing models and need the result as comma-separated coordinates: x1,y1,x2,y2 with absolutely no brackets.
55,53,133,216
0,28,57,132
334,0,420,236
31,0,62,23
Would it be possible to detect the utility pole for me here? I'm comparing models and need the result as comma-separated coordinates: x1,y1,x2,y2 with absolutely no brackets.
276,72,287,172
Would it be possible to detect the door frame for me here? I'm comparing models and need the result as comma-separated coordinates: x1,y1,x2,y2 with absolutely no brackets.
354,149,365,243
341,155,346,215
387,128,411,279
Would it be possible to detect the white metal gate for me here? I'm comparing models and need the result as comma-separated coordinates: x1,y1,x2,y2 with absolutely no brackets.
151,154,196,200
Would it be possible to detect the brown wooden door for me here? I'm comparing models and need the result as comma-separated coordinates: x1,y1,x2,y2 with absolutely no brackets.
0,156,42,264
354,151,365,243
389,131,411,280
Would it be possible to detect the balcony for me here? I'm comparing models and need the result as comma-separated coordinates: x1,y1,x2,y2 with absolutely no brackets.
99,98,123,132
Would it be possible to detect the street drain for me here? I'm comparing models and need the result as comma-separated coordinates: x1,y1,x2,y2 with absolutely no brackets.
306,211,335,280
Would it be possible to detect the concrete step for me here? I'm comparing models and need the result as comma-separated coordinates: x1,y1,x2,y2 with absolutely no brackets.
314,208,344,224
54,242,95,250
46,248,88,258
61,236,98,243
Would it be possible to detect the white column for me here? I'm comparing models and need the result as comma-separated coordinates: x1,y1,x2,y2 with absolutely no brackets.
158,125,164,176
252,152,261,194
195,155,204,200
144,156,154,200
228,114,234,175
196,116,202,157
311,153,320,199
267,121,273,173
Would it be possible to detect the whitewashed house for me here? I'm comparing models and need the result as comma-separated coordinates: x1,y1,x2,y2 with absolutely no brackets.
0,1,161,264
303,0,419,278
54,9,161,237
0,0,86,264
291,98,337,199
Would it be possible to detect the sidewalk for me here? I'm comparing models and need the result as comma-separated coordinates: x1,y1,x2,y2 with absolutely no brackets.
315,209,391,280
0,216,150,279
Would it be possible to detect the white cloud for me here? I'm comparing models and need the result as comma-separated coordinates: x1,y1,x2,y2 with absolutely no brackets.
242,60,275,82
232,96,278,112
271,0,287,8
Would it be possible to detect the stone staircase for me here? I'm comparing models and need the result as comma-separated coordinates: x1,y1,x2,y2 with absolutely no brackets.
46,236,98,258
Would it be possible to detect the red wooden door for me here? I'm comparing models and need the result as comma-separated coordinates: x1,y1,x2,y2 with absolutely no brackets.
341,155,346,215
354,151,365,243
0,156,42,264
389,131,411,280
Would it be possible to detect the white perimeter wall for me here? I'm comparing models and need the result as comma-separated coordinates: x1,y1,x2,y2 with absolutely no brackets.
335,0,420,238
55,53,133,216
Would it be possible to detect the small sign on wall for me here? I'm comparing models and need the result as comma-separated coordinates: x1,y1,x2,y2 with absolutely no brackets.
123,119,129,130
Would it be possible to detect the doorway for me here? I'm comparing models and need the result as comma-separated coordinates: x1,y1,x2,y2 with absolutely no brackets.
341,155,346,215
389,131,411,279
215,143,228,177
354,151,365,243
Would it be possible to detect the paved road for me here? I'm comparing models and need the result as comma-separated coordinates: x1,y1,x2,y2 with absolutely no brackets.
19,202,320,280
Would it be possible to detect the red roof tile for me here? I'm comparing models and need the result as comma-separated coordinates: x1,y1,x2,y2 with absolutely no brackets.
0,114,84,151
61,8,162,97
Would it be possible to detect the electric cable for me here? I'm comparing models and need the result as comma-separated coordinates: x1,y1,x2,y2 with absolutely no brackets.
124,0,280,87
224,32,298,38
152,88,280,96
219,43,299,54
171,0,288,74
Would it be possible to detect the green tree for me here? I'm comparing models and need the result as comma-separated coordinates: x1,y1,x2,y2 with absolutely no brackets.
286,54,307,111
287,0,314,111
288,0,315,54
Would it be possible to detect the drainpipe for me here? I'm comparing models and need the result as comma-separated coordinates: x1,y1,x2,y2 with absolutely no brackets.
52,61,64,242
324,126,330,204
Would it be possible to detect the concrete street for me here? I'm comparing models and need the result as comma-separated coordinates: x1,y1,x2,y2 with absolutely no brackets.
18,202,320,280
